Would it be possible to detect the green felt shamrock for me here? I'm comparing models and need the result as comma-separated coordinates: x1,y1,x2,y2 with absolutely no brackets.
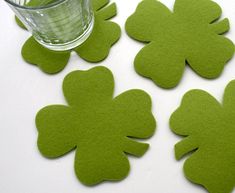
16,0,121,74
125,0,234,89
36,66,156,186
170,80,235,193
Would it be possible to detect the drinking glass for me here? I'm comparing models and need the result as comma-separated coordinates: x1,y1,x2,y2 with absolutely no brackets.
4,0,94,51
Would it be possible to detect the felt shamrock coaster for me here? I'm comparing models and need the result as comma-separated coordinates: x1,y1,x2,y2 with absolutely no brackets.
36,66,156,186
125,0,235,89
16,0,121,74
170,80,235,193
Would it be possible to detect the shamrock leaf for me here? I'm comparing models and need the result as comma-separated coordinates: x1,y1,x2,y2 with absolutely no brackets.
74,2,120,62
36,66,156,186
125,0,234,89
170,80,235,193
15,17,27,30
16,0,121,74
21,37,71,73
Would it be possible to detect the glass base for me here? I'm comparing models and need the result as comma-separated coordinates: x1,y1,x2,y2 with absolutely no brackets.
36,17,94,51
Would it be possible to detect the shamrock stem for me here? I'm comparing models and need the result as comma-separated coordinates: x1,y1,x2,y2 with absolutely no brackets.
175,136,198,160
123,137,149,157
97,3,117,20
210,18,230,35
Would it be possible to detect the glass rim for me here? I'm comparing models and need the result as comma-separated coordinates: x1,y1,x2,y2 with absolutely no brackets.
4,0,69,10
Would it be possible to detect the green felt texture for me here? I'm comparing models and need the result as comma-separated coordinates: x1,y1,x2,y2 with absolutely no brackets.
125,0,235,89
15,17,27,30
170,80,235,193
22,37,71,73
16,0,121,74
36,66,156,186
74,3,120,62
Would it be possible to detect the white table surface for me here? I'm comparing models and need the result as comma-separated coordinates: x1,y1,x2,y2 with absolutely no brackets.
1,0,235,193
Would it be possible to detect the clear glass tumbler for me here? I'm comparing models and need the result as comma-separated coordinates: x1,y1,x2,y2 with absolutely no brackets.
5,0,94,51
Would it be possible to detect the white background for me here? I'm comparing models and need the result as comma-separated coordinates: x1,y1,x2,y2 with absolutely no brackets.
0,0,235,192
